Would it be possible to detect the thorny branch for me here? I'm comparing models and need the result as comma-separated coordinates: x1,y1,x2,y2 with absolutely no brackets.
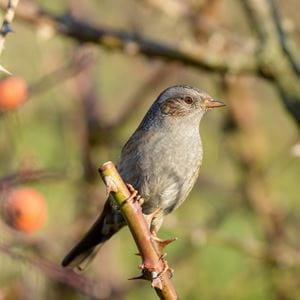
99,162,178,300
0,0,299,297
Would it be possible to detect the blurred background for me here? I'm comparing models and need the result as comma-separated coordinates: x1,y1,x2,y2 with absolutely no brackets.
0,0,299,299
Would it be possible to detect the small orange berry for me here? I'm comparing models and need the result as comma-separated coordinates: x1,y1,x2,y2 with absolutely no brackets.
3,187,47,233
0,76,28,111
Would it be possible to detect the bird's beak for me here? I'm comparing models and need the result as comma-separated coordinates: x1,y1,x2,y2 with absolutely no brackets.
203,98,226,109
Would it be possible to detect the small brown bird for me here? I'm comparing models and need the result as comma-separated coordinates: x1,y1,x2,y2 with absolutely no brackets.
62,85,225,270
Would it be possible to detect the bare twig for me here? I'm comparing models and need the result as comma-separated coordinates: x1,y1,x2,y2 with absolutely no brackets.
0,0,257,75
109,63,177,129
223,74,293,300
267,0,300,75
0,242,115,299
0,0,19,73
3,0,299,127
0,168,63,189
28,46,95,96
99,161,178,300
242,0,300,126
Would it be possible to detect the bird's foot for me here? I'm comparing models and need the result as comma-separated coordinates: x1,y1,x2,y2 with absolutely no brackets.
144,210,177,254
144,208,162,228
120,184,144,209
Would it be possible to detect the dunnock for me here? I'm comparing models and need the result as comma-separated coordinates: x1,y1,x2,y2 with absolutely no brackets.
62,85,224,269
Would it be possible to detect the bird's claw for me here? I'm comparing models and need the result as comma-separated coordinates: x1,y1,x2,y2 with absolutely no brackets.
120,184,144,207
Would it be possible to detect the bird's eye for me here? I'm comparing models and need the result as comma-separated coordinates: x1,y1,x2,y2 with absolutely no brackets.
184,96,193,104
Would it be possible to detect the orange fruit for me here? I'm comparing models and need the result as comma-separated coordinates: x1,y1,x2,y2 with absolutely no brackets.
0,76,28,111
3,187,47,233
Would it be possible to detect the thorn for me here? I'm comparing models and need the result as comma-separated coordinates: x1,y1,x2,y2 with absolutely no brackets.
128,274,147,281
152,237,177,254
0,64,11,75
134,252,141,256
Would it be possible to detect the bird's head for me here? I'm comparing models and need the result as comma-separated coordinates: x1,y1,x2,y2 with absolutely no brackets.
138,85,225,131
157,85,225,118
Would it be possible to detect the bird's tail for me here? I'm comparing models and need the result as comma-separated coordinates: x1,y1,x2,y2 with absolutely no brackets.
64,244,103,271
61,201,125,271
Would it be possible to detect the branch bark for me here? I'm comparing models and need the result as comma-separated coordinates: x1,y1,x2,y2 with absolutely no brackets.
99,161,178,300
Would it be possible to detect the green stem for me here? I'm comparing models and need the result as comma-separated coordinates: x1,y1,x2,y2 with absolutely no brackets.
99,161,178,300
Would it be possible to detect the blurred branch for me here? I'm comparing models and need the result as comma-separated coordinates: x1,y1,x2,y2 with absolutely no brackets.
0,168,63,189
0,0,257,75
0,0,19,74
0,0,299,127
99,162,178,300
267,0,300,75
136,0,190,18
224,74,285,240
4,0,299,127
242,0,300,126
0,242,115,299
72,49,101,182
137,0,224,41
29,46,95,96
223,74,295,300
109,63,177,129
75,62,179,154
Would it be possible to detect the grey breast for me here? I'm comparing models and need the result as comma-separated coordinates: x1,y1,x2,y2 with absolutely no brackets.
118,124,202,215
